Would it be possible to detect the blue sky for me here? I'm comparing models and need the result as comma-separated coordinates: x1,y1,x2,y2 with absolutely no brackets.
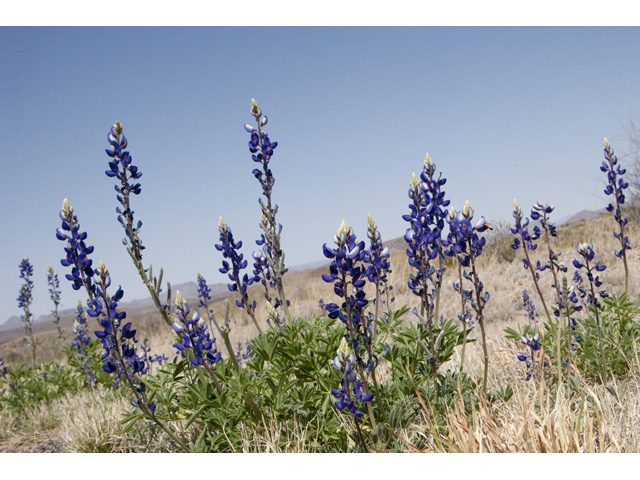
2,27,640,323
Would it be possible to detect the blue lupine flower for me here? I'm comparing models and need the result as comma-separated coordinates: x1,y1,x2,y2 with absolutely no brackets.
601,138,631,291
331,338,372,418
71,300,96,386
0,357,7,377
364,214,394,308
172,291,222,366
573,243,607,307
573,241,610,381
247,100,291,321
402,155,451,326
56,199,96,297
322,220,376,376
47,265,65,340
18,258,37,366
441,200,492,390
104,122,145,258
511,199,540,270
522,289,539,324
216,217,263,332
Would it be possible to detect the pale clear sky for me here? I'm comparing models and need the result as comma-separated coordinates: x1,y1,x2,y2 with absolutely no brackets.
2,26,640,323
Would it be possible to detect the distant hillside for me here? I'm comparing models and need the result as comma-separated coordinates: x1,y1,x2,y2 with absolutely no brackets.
0,280,230,332
557,208,606,225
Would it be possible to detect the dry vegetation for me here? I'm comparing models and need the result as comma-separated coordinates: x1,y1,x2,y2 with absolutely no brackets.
2,212,640,452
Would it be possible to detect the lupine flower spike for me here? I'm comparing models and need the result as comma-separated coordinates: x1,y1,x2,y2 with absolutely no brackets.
105,122,173,327
246,100,292,322
442,200,492,393
216,217,262,334
402,154,450,329
331,337,371,452
530,201,572,381
322,220,378,426
17,258,36,372
511,199,552,321
172,291,223,392
601,138,631,294
196,272,239,370
364,214,392,337
71,299,96,386
573,242,609,384
441,206,472,373
47,265,65,341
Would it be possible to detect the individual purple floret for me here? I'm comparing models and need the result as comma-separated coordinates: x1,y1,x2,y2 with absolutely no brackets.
601,138,631,293
517,332,545,381
0,358,7,377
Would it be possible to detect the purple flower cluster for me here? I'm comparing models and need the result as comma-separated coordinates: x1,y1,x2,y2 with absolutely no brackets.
364,215,393,308
402,155,450,318
245,100,291,321
331,338,373,418
171,292,222,367
105,122,145,258
322,221,368,332
573,243,608,308
71,300,96,385
56,199,96,297
522,289,539,324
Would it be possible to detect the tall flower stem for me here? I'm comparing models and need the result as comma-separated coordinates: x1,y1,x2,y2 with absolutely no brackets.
457,261,468,373
469,253,489,394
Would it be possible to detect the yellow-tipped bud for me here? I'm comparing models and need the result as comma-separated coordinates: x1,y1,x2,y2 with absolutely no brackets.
77,299,82,308
463,200,472,217
113,121,123,135
97,260,108,276
47,265,53,273
62,198,73,217
367,214,376,229
266,301,277,319
424,153,432,166
338,337,350,359
218,217,226,229
175,290,184,307
251,98,260,116
604,137,610,149
513,198,520,212
410,173,419,189
337,220,350,237
449,206,456,219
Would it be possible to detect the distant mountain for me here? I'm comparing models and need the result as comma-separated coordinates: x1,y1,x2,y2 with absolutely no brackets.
557,208,606,225
0,280,231,330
